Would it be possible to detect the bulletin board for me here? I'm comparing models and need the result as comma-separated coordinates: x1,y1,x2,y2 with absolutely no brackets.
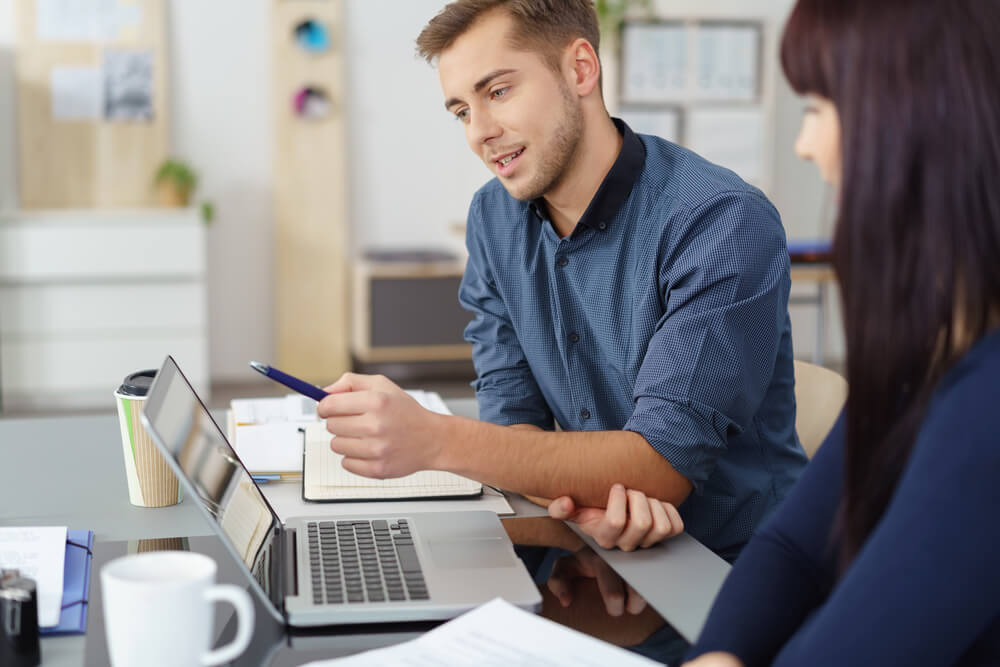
13,0,168,208
618,19,771,192
271,0,350,382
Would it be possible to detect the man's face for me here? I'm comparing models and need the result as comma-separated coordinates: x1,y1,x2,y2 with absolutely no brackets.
438,11,584,201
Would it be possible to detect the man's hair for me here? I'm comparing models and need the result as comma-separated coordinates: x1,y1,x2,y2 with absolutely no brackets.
415,0,600,74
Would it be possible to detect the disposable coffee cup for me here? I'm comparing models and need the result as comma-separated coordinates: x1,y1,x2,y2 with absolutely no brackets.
115,370,182,507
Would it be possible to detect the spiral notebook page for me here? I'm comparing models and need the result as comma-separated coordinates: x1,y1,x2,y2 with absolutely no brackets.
302,423,482,501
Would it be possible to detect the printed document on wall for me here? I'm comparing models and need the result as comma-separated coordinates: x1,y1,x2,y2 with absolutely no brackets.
687,108,765,186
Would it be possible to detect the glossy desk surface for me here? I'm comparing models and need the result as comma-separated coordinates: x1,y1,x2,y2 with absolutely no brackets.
0,399,729,665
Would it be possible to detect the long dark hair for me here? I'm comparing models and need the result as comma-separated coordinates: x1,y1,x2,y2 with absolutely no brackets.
781,0,1000,568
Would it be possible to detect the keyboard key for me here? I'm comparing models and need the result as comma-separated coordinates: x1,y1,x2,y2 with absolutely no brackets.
395,544,421,572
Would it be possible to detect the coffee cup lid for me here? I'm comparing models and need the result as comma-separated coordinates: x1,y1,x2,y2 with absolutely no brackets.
117,369,158,397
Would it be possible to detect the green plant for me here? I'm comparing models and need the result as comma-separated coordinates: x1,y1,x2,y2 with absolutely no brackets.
595,0,652,37
153,158,215,225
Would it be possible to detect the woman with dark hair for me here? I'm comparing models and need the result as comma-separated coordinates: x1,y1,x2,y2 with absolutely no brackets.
549,0,1000,664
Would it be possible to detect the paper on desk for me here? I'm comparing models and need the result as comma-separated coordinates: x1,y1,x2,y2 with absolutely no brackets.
233,422,304,473
231,389,457,476
232,394,318,425
261,480,514,518
0,526,68,627
301,597,662,666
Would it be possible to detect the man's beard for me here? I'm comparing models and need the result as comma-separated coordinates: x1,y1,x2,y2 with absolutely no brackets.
505,82,584,202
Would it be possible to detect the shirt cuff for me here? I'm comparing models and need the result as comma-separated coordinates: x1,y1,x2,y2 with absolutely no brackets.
473,376,554,429
624,396,738,494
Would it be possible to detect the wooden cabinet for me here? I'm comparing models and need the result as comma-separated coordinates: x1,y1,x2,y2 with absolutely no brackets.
0,209,208,411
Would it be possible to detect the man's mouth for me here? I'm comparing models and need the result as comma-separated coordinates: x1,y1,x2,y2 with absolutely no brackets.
496,149,524,167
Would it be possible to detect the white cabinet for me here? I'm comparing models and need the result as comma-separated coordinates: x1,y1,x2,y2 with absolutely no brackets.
0,209,209,411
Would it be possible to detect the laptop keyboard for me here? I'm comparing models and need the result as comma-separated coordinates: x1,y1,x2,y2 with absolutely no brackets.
306,519,429,605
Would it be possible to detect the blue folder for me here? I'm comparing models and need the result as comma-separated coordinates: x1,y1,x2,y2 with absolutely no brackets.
39,529,94,635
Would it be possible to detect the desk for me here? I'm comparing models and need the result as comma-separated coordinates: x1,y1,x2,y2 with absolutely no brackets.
1,399,730,665
790,264,836,366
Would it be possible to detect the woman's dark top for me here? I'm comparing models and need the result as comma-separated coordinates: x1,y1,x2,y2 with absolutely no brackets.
688,329,1000,665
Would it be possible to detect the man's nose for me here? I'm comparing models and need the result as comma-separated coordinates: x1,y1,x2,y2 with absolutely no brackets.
468,108,502,148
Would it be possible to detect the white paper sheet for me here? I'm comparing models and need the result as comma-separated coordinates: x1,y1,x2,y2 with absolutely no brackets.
622,22,688,103
687,107,765,185
695,24,760,101
36,0,142,42
261,480,514,519
232,422,305,473
231,394,318,425
50,66,103,120
0,526,68,627
619,107,682,144
301,598,662,666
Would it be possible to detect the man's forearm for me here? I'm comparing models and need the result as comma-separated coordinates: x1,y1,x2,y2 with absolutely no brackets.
431,415,693,508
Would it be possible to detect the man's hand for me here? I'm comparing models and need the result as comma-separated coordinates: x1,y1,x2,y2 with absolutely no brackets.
548,484,684,551
548,548,648,616
316,373,445,479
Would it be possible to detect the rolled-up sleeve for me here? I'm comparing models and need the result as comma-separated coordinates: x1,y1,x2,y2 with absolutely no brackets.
459,195,554,429
624,191,791,492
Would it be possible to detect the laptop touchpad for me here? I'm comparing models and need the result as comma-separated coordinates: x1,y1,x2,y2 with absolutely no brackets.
428,537,515,569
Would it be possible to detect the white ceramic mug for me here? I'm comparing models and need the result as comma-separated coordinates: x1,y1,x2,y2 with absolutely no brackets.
101,551,254,667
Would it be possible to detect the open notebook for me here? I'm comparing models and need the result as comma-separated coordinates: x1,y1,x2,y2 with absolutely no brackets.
302,422,483,502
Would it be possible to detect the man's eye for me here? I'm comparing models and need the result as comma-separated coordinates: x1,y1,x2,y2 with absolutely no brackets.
454,108,469,122
491,87,509,100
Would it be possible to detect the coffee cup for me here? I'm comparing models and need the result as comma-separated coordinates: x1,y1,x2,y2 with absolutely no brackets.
115,370,182,507
101,551,254,667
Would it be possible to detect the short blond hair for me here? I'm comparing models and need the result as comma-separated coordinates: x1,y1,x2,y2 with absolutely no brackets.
416,0,600,74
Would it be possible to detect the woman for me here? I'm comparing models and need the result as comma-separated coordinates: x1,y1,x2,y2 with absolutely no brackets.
550,0,1000,664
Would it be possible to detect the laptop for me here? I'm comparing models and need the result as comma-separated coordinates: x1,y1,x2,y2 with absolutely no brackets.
140,355,541,626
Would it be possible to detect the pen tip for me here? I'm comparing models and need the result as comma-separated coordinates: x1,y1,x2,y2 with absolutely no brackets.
249,361,267,373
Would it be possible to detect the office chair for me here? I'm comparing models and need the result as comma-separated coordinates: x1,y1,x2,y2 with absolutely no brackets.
793,360,848,458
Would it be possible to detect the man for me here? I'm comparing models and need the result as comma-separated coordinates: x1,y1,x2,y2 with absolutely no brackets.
317,0,806,564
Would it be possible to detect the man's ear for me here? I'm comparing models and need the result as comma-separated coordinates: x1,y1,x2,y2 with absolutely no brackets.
564,38,601,97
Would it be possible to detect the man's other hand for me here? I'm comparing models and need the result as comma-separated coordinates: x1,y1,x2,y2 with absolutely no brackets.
548,484,683,551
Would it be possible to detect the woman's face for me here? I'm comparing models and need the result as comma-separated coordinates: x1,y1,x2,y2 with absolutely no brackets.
795,95,842,187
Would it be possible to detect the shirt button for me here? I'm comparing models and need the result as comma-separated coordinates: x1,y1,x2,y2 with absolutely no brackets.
580,408,591,420
597,221,607,231
568,332,580,343
557,256,569,267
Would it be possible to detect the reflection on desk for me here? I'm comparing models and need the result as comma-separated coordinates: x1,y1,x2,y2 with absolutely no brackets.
83,519,674,666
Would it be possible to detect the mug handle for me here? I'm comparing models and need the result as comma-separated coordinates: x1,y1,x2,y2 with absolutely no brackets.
201,585,255,666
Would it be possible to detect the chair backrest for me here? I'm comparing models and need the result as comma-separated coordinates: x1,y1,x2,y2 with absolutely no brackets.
793,360,848,458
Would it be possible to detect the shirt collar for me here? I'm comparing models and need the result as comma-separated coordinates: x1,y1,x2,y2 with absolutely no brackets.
529,118,646,233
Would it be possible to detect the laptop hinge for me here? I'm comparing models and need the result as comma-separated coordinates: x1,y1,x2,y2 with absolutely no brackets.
283,526,298,599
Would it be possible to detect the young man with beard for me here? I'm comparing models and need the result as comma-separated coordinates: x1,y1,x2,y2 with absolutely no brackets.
317,0,805,569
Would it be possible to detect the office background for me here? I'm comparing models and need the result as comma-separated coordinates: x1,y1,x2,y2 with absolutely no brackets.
0,0,836,408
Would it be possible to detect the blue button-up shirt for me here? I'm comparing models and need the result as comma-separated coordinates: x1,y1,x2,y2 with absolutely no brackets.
459,119,807,560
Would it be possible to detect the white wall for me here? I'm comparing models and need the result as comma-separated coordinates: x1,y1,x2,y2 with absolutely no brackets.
344,0,494,254
166,0,275,382
0,0,841,380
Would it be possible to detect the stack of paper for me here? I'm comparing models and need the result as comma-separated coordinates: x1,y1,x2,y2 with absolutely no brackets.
228,390,456,478
0,526,94,634
227,394,321,476
301,598,663,666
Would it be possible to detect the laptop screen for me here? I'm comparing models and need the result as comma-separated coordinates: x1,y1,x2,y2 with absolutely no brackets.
141,355,285,618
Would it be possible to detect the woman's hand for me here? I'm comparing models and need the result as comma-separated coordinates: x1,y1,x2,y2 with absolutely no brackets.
547,548,648,616
548,483,684,551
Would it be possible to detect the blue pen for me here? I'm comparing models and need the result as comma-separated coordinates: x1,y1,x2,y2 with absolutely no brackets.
249,361,329,402
252,474,282,484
